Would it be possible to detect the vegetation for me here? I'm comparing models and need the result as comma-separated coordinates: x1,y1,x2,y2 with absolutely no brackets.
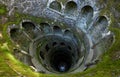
0,5,7,15
0,1,120,77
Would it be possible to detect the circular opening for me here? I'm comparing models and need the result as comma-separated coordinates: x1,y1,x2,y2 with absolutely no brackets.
50,49,72,73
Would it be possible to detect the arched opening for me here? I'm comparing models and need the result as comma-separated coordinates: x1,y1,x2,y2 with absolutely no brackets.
49,1,62,12
22,22,35,31
53,26,61,33
81,5,93,27
64,1,78,17
95,16,108,31
22,21,36,38
10,28,20,39
40,23,52,34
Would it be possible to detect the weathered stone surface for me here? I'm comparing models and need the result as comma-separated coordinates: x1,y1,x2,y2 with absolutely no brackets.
1,0,120,75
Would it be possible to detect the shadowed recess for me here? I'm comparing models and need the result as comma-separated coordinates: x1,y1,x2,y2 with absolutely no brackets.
22,21,38,38
45,44,50,52
90,16,108,41
49,1,62,12
50,49,73,72
64,29,73,37
22,22,35,31
81,5,93,25
94,16,108,31
40,51,45,60
10,28,21,39
40,23,52,34
53,26,61,33
64,1,78,17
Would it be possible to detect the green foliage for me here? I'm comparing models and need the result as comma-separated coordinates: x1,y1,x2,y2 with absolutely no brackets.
0,5,7,15
1,20,120,77
0,3,120,76
115,2,120,12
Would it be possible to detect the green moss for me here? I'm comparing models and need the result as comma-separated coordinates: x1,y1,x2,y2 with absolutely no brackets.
0,32,120,77
1,23,120,77
0,43,61,77
62,28,120,77
109,28,120,51
0,6,120,77
0,12,65,77
115,3,120,12
0,5,7,15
